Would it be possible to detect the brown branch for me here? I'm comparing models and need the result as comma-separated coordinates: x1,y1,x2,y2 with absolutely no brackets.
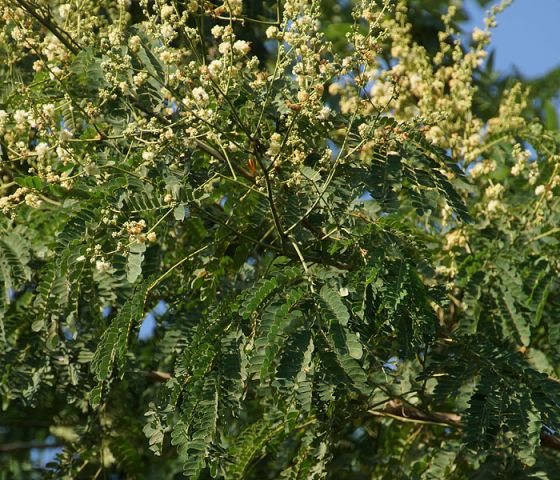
141,370,171,382
369,400,560,452
13,0,81,55
0,441,63,453
0,138,9,163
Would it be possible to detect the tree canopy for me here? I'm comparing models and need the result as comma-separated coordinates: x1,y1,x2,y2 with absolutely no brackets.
1,0,560,478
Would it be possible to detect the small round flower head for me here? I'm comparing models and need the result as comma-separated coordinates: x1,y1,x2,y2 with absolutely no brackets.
142,150,155,162
128,35,141,52
58,3,71,18
218,41,231,55
42,103,55,118
208,60,222,77
192,87,209,103
233,40,251,55
487,199,502,213
219,0,242,16
535,185,546,196
266,133,283,157
35,142,49,160
472,27,490,44
160,24,176,41
96,259,111,273
484,183,504,199
318,106,332,120
14,109,28,128
25,193,42,208
211,25,224,38
160,5,174,19
266,26,278,39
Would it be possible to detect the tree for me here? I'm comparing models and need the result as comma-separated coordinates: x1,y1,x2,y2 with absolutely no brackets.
1,0,560,478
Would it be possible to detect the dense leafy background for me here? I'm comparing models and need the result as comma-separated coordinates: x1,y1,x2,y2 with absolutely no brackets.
1,0,560,478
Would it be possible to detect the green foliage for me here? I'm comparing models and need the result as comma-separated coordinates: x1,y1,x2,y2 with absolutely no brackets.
1,0,560,478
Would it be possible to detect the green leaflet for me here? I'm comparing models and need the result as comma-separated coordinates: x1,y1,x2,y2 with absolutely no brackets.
275,329,315,412
0,307,5,345
240,276,280,320
171,374,219,479
508,390,542,466
319,285,350,326
219,331,245,414
14,176,43,190
90,283,148,381
32,263,68,333
224,417,285,479
4,1,560,477
0,234,31,305
421,443,458,479
143,404,165,456
280,427,329,480
249,289,304,384
55,205,101,256
464,374,504,452
493,286,531,347
318,285,363,359
327,321,369,394
127,241,146,283
294,332,315,414
318,286,369,394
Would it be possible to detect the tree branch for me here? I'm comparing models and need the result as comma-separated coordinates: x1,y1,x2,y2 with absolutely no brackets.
13,0,81,55
369,400,560,452
0,441,63,453
141,370,171,382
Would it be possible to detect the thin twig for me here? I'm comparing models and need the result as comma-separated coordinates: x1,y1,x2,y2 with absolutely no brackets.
148,244,210,292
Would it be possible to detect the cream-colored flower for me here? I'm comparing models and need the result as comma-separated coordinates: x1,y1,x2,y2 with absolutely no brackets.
35,142,49,160
14,109,27,128
472,27,490,44
42,103,55,118
484,183,504,199
266,26,278,39
211,26,224,38
221,0,242,15
160,5,174,19
208,60,222,77
24,193,42,208
266,133,283,157
58,3,71,18
0,110,8,132
218,42,231,55
192,87,209,103
487,199,502,213
318,106,332,120
233,40,251,55
444,229,467,250
142,150,155,162
160,24,176,41
95,259,111,273
128,35,141,52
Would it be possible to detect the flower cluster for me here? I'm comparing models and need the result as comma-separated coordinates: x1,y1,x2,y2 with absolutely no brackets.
0,0,557,286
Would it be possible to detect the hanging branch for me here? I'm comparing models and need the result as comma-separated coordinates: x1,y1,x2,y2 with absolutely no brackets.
370,400,560,453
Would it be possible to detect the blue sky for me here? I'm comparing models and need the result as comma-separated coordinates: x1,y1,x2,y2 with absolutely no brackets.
463,0,560,78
